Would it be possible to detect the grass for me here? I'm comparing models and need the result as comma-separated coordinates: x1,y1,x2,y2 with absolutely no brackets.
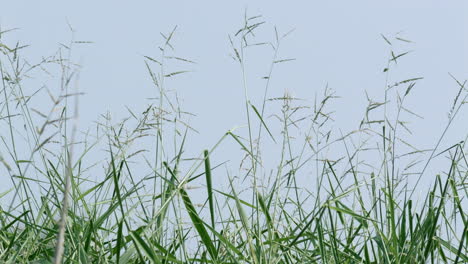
0,14,467,263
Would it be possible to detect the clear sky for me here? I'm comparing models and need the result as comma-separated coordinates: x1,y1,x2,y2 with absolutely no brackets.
1,1,467,196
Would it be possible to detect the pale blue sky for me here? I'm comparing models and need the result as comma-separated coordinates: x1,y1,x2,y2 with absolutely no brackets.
1,1,467,195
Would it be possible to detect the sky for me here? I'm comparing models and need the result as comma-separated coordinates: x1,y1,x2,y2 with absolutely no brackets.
1,1,467,199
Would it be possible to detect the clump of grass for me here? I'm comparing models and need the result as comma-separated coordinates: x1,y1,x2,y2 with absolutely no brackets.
0,14,467,263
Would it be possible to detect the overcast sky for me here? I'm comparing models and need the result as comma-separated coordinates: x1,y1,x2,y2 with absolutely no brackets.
1,1,467,194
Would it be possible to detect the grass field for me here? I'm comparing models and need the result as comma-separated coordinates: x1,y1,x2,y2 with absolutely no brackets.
0,15,467,263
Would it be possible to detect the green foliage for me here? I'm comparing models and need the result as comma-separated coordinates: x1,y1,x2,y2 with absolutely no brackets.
0,15,467,264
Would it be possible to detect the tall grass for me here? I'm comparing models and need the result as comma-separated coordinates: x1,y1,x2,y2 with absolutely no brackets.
0,15,467,263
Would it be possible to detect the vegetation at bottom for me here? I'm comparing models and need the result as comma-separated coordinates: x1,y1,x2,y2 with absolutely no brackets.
0,15,467,263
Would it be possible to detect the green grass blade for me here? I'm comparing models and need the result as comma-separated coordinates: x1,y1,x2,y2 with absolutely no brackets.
204,150,216,232
179,188,218,261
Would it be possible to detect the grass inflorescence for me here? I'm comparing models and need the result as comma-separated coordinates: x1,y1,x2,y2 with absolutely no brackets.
0,15,467,263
